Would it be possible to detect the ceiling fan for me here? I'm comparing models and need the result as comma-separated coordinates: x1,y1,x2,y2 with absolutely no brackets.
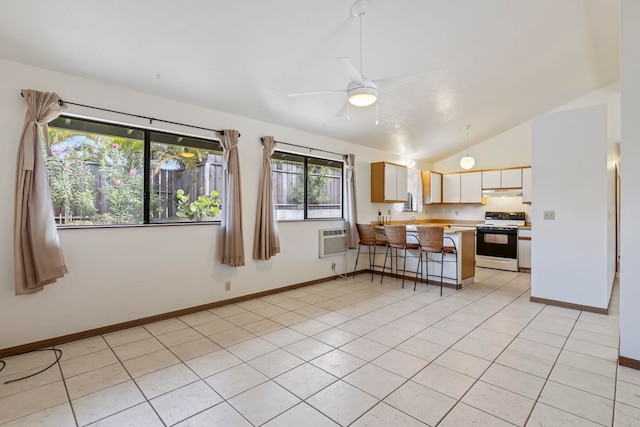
288,0,433,113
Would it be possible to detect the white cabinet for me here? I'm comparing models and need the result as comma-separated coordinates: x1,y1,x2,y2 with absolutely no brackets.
482,170,501,189
442,173,461,203
421,171,442,204
502,168,522,188
371,162,408,202
522,167,532,203
383,164,399,200
460,172,482,203
518,228,531,270
482,168,522,189
442,172,482,204
396,165,408,200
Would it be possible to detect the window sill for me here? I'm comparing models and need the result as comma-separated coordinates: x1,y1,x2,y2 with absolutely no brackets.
56,221,220,230
277,218,345,223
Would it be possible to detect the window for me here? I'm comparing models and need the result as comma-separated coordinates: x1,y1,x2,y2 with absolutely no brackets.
404,168,422,212
271,151,343,220
46,116,224,226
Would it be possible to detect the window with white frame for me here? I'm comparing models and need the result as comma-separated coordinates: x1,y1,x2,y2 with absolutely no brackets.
45,115,224,226
404,168,423,212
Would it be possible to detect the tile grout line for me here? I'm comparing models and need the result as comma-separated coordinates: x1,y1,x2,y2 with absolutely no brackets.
51,348,82,427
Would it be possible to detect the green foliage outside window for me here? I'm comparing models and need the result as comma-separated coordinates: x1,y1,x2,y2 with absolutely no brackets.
45,149,97,222
290,165,331,205
176,189,221,221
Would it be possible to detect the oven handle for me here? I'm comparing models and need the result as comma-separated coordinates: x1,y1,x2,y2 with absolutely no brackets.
476,228,518,235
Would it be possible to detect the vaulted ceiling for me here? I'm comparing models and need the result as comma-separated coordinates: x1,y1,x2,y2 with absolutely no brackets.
0,0,620,162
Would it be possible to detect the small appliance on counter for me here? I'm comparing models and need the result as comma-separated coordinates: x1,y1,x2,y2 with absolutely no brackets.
476,211,526,271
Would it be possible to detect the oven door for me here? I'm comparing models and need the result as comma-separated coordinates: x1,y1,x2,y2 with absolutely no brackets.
476,227,518,259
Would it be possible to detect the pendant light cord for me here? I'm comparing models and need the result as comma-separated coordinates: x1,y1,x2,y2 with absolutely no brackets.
465,124,471,156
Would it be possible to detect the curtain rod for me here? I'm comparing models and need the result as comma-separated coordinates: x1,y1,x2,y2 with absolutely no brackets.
20,92,235,136
262,138,344,157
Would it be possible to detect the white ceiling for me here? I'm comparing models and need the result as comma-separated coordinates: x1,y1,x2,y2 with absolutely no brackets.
0,0,620,162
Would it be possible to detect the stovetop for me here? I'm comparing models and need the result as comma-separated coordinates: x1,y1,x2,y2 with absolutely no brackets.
480,211,526,228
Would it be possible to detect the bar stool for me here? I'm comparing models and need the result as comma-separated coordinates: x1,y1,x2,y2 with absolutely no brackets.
415,226,458,296
381,225,420,288
353,224,388,281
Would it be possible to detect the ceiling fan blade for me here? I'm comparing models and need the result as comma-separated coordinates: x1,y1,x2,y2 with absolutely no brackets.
337,57,365,85
336,102,349,118
380,90,413,111
374,70,436,91
288,90,346,97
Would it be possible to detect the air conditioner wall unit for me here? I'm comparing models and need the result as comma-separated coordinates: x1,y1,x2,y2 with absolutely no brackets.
318,228,348,258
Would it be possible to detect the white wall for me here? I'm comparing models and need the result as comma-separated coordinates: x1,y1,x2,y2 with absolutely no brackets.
620,0,640,361
435,124,532,173
531,104,614,309
0,58,408,349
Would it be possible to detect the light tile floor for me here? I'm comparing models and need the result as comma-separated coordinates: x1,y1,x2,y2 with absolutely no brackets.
1,268,637,426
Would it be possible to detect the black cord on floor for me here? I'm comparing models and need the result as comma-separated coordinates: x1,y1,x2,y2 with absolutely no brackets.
1,348,63,384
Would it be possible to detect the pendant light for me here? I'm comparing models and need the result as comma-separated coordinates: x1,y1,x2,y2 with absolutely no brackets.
459,124,475,170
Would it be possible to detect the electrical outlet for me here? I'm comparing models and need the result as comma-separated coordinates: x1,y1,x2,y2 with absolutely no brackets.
224,281,231,291
387,209,392,215
331,262,336,270
543,210,555,220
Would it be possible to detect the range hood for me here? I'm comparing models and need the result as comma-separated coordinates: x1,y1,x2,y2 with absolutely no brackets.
482,189,523,198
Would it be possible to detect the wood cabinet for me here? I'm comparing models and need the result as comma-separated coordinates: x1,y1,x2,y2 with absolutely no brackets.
442,173,461,203
421,171,442,204
371,162,408,202
522,167,532,203
460,172,482,203
482,168,522,189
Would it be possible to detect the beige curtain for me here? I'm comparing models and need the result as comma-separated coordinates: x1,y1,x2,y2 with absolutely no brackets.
14,90,68,295
344,154,358,249
219,129,245,266
253,137,280,260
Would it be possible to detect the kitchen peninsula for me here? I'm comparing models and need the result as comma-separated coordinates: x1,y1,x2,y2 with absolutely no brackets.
373,222,476,289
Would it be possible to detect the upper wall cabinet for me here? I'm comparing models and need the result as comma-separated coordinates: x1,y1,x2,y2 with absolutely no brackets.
371,162,408,202
442,173,461,203
442,172,483,204
482,170,501,189
502,168,522,188
460,172,483,203
482,168,522,189
421,171,442,204
522,167,532,203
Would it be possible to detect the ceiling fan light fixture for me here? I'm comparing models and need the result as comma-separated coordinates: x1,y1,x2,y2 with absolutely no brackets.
348,85,379,107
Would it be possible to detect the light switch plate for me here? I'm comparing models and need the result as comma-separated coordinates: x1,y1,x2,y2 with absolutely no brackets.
543,210,555,220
